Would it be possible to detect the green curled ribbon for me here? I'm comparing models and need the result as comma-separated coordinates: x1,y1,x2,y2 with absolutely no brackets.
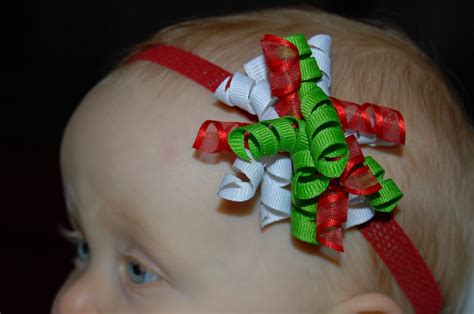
227,116,327,245
227,116,299,161
291,204,318,244
285,34,349,179
364,156,403,213
228,116,331,203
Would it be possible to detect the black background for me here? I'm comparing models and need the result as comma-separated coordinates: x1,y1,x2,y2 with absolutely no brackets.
5,1,473,312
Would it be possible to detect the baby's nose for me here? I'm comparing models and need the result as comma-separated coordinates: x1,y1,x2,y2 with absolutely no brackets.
51,268,101,314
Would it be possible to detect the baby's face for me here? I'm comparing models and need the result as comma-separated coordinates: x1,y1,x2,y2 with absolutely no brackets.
52,64,396,313
52,65,312,313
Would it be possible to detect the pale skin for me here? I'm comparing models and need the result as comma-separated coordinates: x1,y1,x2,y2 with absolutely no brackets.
52,63,402,313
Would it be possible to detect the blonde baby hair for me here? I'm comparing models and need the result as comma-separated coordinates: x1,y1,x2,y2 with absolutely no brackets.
115,6,474,313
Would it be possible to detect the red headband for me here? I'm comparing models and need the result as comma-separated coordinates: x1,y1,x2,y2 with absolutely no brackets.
126,43,442,314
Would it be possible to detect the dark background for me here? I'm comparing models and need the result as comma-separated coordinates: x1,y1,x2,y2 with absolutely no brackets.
5,1,473,312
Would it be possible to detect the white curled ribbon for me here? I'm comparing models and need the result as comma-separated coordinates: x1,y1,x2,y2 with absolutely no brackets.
308,34,332,95
215,34,333,228
344,194,375,229
217,153,264,201
259,154,293,227
342,131,378,229
345,129,398,147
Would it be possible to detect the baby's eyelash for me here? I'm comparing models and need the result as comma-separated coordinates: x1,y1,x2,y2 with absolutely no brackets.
58,224,83,244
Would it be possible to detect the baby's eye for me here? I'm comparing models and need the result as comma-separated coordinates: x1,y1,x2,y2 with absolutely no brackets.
59,226,90,266
75,239,90,264
127,260,160,284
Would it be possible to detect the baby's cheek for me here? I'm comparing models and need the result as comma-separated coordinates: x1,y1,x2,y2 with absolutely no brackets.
180,222,313,310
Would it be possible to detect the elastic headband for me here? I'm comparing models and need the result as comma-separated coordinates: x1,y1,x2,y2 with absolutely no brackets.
126,37,441,313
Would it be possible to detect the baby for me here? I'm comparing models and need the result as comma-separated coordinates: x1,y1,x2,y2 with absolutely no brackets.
52,7,474,313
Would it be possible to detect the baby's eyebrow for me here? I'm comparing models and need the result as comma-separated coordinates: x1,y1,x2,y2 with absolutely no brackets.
107,208,158,240
103,208,178,277
64,195,82,231
102,207,173,257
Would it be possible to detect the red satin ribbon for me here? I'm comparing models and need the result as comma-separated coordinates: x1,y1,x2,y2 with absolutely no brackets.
261,34,303,118
316,180,348,252
341,135,381,195
331,97,406,145
127,42,442,314
193,120,250,153
316,136,381,252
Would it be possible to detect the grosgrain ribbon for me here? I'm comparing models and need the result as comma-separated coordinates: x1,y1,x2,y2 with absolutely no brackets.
284,34,348,179
200,35,402,252
364,156,403,213
226,35,405,252
237,34,351,250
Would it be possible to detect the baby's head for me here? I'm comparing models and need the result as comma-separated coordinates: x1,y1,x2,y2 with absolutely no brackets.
53,7,474,313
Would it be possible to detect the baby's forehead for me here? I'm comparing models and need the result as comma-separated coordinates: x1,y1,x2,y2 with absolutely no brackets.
61,62,254,229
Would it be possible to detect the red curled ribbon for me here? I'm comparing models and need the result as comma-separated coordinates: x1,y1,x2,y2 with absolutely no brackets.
316,180,348,252
261,34,302,118
192,120,250,153
316,136,381,252
331,97,406,145
341,135,381,195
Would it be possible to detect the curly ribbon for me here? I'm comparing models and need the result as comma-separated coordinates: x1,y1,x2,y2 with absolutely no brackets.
289,118,330,245
217,150,265,202
228,116,298,160
200,34,402,252
331,97,406,145
261,34,302,118
225,114,349,250
128,38,443,313
308,34,332,95
193,120,250,153
291,134,382,251
214,64,278,121
284,34,348,249
284,34,348,179
341,135,381,195
258,154,292,226
344,194,375,229
214,34,333,122
228,34,352,249
364,156,403,212
316,180,348,252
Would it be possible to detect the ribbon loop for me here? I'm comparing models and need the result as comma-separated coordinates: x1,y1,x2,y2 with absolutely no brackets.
193,120,250,153
316,180,348,252
341,135,381,195
128,35,442,314
285,35,348,178
331,97,406,145
364,156,403,212
262,34,303,118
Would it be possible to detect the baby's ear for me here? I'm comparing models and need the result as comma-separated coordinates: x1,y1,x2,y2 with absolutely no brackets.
326,293,403,314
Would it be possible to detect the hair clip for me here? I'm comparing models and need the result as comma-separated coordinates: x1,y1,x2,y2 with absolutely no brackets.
193,34,404,252
126,33,441,313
